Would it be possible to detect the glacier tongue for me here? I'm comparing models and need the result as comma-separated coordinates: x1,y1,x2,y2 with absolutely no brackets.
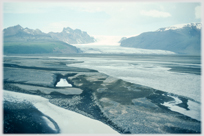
73,44,175,55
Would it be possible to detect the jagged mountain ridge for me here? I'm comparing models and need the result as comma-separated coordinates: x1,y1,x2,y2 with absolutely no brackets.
3,25,81,54
4,25,96,44
4,25,44,36
3,25,53,42
120,23,201,55
48,27,96,44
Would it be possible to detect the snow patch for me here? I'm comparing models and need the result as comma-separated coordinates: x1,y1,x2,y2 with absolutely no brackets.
157,23,201,32
65,30,70,34
56,78,72,87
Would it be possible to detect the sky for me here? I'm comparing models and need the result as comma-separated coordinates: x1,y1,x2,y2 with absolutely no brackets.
2,1,202,37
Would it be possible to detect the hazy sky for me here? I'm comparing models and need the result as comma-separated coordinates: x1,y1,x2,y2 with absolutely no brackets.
3,1,202,37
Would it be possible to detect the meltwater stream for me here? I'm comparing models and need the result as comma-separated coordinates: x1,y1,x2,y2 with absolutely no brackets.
49,54,201,121
65,55,201,103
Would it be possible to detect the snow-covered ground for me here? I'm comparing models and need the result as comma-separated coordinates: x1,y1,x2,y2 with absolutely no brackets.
74,45,175,54
56,78,72,87
3,90,118,134
74,35,123,46
156,22,201,31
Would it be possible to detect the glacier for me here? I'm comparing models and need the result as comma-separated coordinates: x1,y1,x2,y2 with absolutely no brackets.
74,44,175,54
73,35,175,55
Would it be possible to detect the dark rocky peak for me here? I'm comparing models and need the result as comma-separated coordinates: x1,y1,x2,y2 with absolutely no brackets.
23,27,44,35
13,24,23,29
3,25,45,36
3,25,23,36
74,29,82,33
62,27,83,34
62,27,73,33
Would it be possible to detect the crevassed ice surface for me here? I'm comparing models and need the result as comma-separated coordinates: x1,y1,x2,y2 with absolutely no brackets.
3,90,118,134
72,44,175,54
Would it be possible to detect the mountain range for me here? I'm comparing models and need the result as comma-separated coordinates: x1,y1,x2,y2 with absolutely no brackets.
3,23,201,55
3,25,95,54
120,23,201,55
49,27,95,44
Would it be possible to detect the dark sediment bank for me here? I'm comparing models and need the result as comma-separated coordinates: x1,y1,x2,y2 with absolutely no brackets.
3,56,201,134
4,101,60,134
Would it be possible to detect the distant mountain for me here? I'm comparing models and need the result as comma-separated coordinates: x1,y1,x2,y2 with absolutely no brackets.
48,27,96,44
3,25,54,42
3,25,81,54
120,23,201,55
118,37,127,43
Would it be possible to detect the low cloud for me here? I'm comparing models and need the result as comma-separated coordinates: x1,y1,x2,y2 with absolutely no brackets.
195,6,201,19
140,10,171,18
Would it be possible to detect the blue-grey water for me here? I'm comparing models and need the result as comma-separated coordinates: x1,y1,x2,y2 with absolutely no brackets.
62,54,201,121
54,54,201,103
4,54,202,123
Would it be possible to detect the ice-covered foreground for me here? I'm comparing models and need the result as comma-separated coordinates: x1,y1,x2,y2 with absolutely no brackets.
3,90,118,134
